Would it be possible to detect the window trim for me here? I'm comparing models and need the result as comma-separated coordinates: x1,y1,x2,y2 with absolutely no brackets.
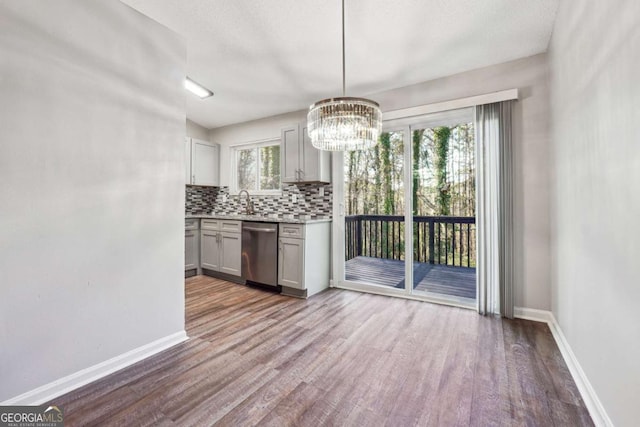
230,137,282,195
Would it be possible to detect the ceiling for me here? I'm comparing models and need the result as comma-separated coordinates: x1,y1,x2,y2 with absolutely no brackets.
121,0,558,130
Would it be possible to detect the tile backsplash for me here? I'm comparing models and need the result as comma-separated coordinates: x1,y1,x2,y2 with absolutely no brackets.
186,183,332,218
185,185,218,214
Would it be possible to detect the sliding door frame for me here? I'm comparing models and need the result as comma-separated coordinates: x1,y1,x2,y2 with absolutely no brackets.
332,120,475,309
330,89,518,309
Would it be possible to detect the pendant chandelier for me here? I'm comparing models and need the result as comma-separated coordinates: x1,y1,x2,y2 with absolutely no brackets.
307,0,382,151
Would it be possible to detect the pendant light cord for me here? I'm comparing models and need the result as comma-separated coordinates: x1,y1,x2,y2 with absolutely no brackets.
342,0,346,96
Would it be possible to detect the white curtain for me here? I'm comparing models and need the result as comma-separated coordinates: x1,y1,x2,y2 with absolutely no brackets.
475,101,514,318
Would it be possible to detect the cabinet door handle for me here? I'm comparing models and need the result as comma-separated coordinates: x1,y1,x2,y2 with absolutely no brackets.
192,174,195,184
244,227,276,233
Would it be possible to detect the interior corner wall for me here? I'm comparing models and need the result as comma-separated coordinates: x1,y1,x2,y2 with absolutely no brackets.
0,1,186,401
548,0,640,425
186,119,209,141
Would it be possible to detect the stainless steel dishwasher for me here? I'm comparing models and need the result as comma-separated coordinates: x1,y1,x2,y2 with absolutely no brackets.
241,222,278,287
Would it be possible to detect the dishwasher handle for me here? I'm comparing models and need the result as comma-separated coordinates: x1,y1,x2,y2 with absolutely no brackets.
243,226,277,233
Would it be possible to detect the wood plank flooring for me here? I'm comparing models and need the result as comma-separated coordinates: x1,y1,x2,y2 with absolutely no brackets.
49,276,592,426
345,256,476,300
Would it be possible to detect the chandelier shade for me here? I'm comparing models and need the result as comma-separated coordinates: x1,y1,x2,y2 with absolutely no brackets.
308,97,382,151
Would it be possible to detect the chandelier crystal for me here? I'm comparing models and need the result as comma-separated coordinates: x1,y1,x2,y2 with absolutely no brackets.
307,0,382,151
308,97,382,151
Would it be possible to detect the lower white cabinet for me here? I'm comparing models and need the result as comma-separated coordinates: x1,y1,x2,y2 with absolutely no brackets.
201,219,241,276
185,230,199,271
201,229,221,270
219,232,242,275
185,219,200,274
278,222,331,298
278,237,304,289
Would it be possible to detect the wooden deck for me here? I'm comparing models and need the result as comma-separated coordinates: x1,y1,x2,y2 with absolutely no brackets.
345,256,476,300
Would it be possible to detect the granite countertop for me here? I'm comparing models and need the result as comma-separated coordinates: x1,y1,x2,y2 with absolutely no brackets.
185,213,332,224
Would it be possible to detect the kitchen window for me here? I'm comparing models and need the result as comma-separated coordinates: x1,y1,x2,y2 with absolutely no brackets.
232,139,281,194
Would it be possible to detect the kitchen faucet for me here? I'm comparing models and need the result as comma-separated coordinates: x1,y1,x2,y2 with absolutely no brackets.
238,190,255,215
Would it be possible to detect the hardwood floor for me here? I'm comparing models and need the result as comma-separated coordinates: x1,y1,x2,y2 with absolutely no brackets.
50,276,592,426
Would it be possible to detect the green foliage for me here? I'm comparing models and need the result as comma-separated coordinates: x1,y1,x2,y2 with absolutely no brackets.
237,144,280,191
433,127,451,215
344,123,477,267
259,145,280,190
237,148,256,190
344,123,474,218
412,129,424,215
373,144,381,214
379,132,394,215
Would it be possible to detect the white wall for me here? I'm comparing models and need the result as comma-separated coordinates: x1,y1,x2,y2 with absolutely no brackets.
212,54,551,310
0,1,186,401
186,119,209,140
549,0,640,425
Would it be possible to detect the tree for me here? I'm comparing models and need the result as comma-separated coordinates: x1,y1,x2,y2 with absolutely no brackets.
237,148,256,190
433,126,451,215
412,129,424,215
380,132,393,215
372,144,381,215
347,151,356,214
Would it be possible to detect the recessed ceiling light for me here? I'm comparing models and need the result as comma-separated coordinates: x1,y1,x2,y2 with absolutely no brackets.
185,77,213,99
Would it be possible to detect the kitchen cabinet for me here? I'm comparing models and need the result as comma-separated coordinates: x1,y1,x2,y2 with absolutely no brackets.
281,124,330,183
219,232,242,275
278,222,331,298
200,219,241,276
278,236,304,289
185,137,219,186
185,219,200,276
200,229,221,270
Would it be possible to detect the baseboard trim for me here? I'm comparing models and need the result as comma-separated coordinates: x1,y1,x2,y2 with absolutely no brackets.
1,330,188,406
513,306,554,323
514,307,613,427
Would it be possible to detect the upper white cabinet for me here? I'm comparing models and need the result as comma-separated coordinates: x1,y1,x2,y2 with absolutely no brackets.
281,124,331,183
282,125,300,183
185,137,219,186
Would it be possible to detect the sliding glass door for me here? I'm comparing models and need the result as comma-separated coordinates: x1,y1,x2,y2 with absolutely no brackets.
343,128,407,292
409,119,477,303
335,108,477,306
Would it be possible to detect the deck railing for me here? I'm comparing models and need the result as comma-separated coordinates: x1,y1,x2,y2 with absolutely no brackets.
345,215,476,267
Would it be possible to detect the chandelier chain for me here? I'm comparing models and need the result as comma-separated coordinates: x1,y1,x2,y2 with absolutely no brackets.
342,0,346,96
307,0,382,151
